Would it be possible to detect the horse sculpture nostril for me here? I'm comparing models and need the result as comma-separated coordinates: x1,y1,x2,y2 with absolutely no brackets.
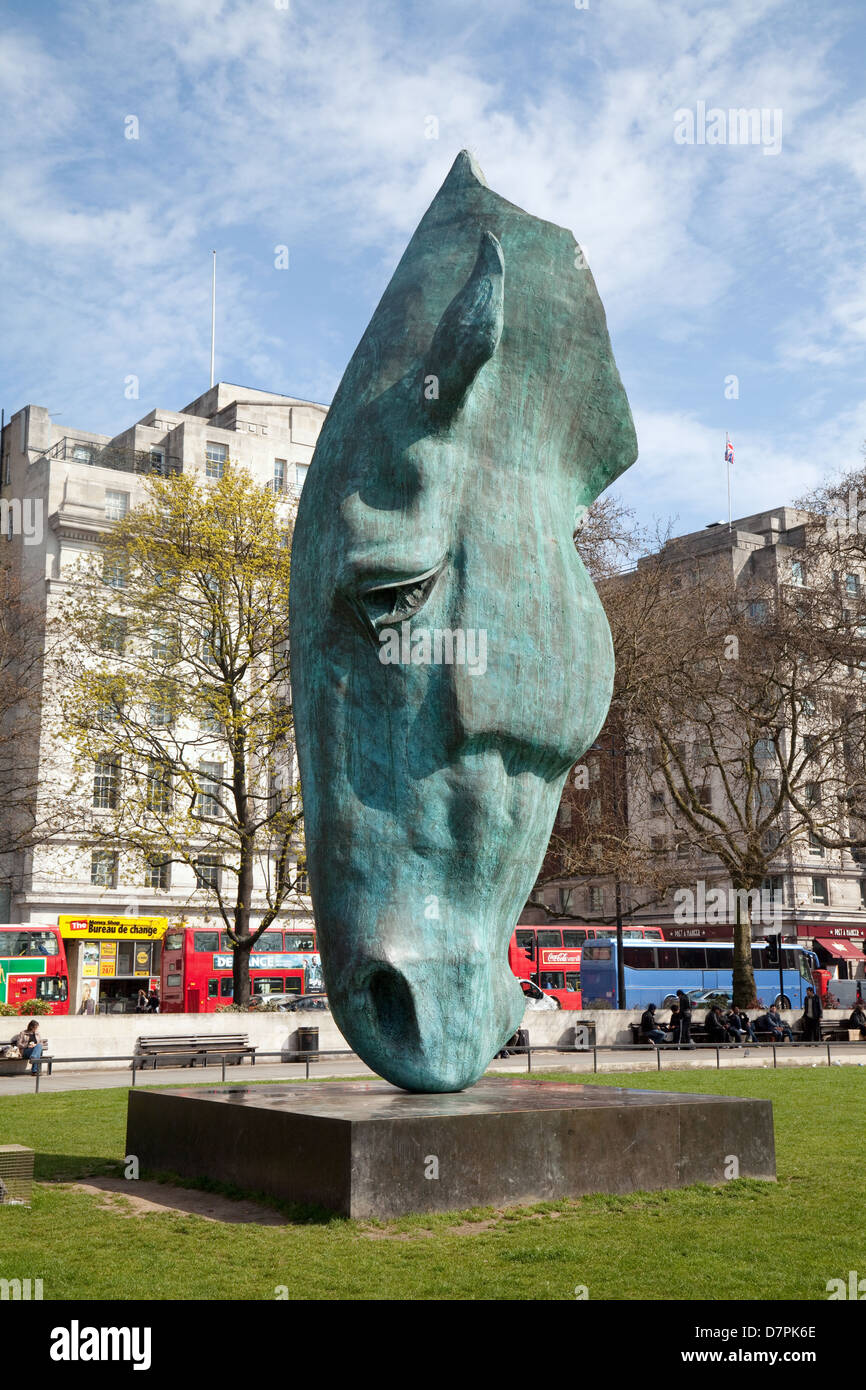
368,966,423,1055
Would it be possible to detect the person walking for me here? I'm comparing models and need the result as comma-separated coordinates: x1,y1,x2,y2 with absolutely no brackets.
802,986,823,1043
146,987,160,1014
135,988,149,1013
12,1019,44,1075
675,989,693,1046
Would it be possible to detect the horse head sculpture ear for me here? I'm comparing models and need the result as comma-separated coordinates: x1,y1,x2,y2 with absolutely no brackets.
423,229,504,422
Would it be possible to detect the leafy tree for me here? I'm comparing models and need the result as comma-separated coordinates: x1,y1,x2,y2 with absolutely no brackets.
53,466,304,1006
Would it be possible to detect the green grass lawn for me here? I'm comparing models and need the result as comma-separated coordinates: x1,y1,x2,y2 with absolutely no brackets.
0,1069,860,1300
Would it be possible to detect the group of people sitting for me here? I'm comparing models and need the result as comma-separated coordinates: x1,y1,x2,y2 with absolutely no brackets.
638,999,795,1047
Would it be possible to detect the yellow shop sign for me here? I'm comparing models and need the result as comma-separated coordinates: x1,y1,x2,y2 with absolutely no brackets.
59,915,169,941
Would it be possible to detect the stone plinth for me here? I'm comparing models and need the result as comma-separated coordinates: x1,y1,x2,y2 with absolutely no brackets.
126,1078,775,1219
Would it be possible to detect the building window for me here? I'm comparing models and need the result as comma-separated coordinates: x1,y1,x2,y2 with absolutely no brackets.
92,756,120,809
558,802,572,828
145,857,170,890
195,856,221,890
804,781,821,806
196,761,224,819
698,786,713,807
100,615,127,655
754,737,775,760
650,835,668,852
149,447,166,476
761,875,784,902
72,445,93,464
588,886,604,912
808,831,825,857
151,628,173,663
273,459,286,493
146,762,172,815
650,791,665,815
205,442,227,479
861,880,866,908
845,573,861,596
102,559,127,590
96,698,122,724
811,876,829,905
105,489,129,521
91,850,118,887
147,701,173,728
296,868,309,895
6,509,13,541
748,600,768,623
791,559,805,586
295,463,309,488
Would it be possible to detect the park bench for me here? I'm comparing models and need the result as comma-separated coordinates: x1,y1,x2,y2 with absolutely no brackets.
0,1039,53,1076
133,1033,256,1070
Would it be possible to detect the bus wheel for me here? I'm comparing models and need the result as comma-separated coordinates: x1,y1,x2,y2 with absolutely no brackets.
775,994,791,1011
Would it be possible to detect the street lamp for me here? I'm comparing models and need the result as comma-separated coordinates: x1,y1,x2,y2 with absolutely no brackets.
589,739,628,1009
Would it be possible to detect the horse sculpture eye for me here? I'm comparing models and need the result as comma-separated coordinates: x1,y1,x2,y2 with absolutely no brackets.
345,559,445,644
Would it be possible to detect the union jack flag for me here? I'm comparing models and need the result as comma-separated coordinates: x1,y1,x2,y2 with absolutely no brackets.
725,434,734,466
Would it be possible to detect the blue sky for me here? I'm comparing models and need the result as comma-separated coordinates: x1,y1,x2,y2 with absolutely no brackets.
1,0,865,536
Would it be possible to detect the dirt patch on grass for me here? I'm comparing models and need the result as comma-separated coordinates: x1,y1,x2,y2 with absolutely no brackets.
51,1178,289,1225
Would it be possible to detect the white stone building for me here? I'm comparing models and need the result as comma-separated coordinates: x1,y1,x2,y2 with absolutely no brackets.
0,383,326,1004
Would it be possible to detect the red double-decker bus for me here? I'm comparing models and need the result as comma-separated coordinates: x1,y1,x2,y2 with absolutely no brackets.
508,923,665,1008
160,924,322,1013
0,925,70,1014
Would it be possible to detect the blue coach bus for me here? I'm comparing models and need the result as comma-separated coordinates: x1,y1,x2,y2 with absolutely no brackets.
580,938,817,1009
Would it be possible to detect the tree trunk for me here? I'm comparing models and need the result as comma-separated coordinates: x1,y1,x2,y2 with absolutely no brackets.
233,935,251,1008
731,879,758,1008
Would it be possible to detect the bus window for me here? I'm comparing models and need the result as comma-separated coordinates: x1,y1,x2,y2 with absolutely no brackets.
256,933,283,953
165,931,184,952
252,977,284,997
584,944,611,960
287,933,315,951
656,947,679,969
539,971,564,990
706,947,734,968
536,930,563,947
37,977,67,1001
563,930,588,946
194,931,220,954
208,979,219,998
565,972,580,991
29,931,59,956
516,929,535,958
220,978,234,998
644,929,663,940
166,973,182,988
623,946,654,968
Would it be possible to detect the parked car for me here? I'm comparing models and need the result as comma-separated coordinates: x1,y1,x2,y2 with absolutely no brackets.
519,979,560,1011
277,993,330,1013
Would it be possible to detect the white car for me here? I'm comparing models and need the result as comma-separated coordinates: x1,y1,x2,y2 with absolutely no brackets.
519,979,560,1011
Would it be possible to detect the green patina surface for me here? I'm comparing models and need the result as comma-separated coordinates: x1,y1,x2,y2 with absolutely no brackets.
290,151,637,1091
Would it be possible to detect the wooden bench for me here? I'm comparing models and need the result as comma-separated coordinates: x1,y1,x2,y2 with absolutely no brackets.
0,1040,53,1076
134,1034,256,1070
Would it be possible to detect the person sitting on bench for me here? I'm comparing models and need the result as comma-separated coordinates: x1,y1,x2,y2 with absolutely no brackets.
639,1003,667,1045
848,1003,866,1039
11,1019,44,1075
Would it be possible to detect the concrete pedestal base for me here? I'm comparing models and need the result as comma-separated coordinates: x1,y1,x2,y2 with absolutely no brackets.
126,1078,775,1219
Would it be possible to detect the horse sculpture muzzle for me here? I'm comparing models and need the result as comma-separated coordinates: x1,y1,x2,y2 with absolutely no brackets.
290,150,637,1092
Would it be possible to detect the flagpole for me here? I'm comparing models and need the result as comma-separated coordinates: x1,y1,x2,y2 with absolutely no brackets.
726,433,732,531
210,251,216,389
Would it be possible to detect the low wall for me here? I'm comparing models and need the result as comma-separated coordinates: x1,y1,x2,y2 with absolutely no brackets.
6,1005,838,1070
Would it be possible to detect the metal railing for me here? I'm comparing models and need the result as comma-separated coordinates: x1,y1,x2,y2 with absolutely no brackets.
41,439,182,476
8,1036,866,1093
